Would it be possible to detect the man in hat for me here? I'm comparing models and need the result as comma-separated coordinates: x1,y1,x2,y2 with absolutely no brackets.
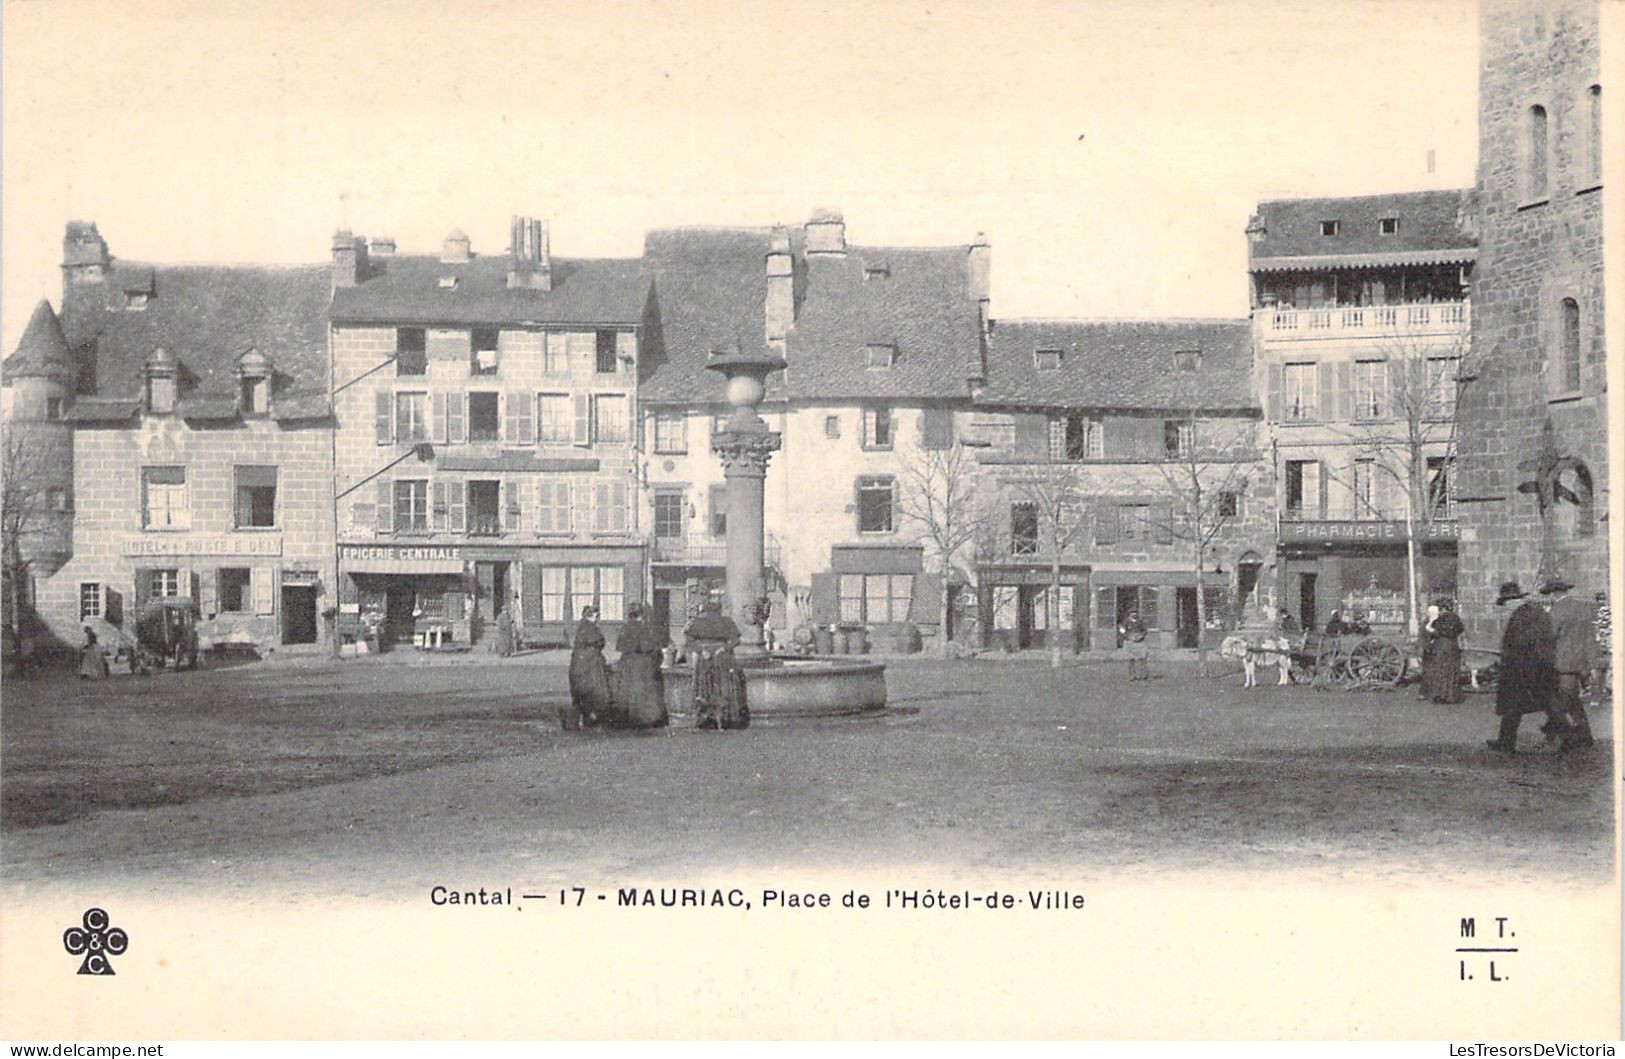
1545,577,1596,749
1487,580,1558,753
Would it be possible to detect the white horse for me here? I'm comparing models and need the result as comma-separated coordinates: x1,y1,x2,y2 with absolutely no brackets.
1221,634,1292,688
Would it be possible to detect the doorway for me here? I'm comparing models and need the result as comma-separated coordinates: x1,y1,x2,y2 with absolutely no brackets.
474,561,509,642
384,584,416,649
653,588,673,640
1175,587,1200,648
281,586,318,645
1298,572,1318,632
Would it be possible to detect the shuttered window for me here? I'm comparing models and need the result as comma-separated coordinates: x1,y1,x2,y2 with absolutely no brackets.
538,394,572,443
593,394,629,444
536,480,572,533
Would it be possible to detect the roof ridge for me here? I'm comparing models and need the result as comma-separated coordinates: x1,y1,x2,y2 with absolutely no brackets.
993,315,1250,325
1254,187,1471,207
115,259,330,273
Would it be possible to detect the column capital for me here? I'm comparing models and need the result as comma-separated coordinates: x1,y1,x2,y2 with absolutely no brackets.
712,429,782,476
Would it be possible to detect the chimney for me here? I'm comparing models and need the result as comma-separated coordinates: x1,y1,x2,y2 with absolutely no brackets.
369,236,396,256
765,225,794,349
441,228,472,264
967,232,991,337
805,209,846,255
331,230,368,288
506,216,552,291
61,221,111,288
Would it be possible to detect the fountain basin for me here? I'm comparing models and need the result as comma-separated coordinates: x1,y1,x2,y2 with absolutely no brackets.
660,656,887,719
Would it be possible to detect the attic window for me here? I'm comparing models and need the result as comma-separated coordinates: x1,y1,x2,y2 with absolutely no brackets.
438,276,459,290
1320,220,1340,237
863,264,890,281
1034,349,1063,371
124,291,150,310
240,376,270,416
866,344,897,369
1174,350,1201,372
1379,217,1400,235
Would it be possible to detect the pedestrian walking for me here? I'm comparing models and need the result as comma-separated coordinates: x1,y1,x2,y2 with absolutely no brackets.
565,605,613,729
615,603,669,729
1487,580,1557,753
684,600,749,729
78,626,109,680
1421,600,1465,704
1120,610,1150,681
491,606,516,657
1545,578,1596,750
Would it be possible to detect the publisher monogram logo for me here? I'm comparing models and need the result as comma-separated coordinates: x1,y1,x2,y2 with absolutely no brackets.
63,907,128,975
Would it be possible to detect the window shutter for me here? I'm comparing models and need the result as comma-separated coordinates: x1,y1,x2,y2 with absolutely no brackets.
611,479,628,532
1013,413,1048,458
376,391,393,444
1140,586,1160,630
507,392,534,444
433,392,448,443
177,568,192,601
447,392,466,443
808,572,838,624
1095,586,1115,628
1304,461,1323,519
199,569,218,617
593,480,610,533
1153,502,1174,544
448,481,466,532
1332,361,1350,421
573,479,592,534
1266,363,1283,421
504,478,523,531
445,589,465,622
376,480,394,533
1094,502,1118,545
522,562,543,625
921,407,953,450
253,566,277,615
573,394,592,446
1315,361,1333,421
133,570,152,609
432,480,448,530
907,572,943,624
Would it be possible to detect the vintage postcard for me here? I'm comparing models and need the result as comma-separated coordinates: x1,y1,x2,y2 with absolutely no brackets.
1,0,1619,1042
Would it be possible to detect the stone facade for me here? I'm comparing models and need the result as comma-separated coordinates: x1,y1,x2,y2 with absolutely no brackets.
1457,0,1608,643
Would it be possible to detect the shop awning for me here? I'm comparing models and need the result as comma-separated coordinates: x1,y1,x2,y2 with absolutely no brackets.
345,558,465,575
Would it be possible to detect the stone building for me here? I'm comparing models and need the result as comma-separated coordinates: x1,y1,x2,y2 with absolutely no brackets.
1456,0,1609,643
26,222,336,653
638,213,988,649
328,219,651,650
1246,190,1476,634
969,319,1271,652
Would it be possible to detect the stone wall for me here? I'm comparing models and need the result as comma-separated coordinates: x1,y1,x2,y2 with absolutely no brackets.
1458,0,1608,642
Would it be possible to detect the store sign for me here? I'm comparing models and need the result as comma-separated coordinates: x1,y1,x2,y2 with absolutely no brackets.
340,545,463,561
122,534,283,557
1278,520,1458,545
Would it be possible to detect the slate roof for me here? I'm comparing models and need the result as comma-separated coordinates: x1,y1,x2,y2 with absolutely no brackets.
330,254,648,328
61,261,334,417
976,318,1256,413
3,300,76,380
1248,189,1476,268
640,226,983,403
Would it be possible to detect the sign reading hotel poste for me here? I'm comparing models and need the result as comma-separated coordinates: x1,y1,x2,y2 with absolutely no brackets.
1277,520,1460,544
122,534,284,557
340,545,464,561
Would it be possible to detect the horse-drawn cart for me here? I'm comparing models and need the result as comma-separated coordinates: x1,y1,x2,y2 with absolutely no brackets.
1288,631,1410,690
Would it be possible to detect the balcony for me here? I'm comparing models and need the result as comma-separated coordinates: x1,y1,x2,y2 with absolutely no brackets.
1257,301,1468,340
651,533,783,569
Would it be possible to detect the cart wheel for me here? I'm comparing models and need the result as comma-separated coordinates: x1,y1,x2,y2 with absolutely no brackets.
1289,659,1312,685
1350,638,1405,687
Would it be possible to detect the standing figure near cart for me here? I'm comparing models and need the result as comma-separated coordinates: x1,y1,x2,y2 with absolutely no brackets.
684,600,749,730
1421,600,1466,704
1487,581,1557,753
615,603,669,729
566,605,613,729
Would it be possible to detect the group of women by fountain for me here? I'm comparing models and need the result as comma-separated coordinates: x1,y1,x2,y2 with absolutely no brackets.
564,600,749,732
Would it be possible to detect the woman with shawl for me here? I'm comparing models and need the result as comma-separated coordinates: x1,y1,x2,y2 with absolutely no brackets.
684,600,749,730
615,603,668,728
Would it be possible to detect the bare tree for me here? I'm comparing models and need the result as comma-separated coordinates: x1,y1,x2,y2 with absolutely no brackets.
1003,460,1096,668
1,428,57,637
1329,326,1474,636
1149,406,1261,675
896,442,991,657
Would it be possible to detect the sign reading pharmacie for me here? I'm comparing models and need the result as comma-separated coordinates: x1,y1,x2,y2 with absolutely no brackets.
1278,519,1459,545
122,533,283,557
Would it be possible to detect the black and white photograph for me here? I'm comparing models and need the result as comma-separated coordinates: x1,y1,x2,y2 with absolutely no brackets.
1,0,1619,1042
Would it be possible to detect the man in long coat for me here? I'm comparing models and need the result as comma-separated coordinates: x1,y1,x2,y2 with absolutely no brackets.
1545,577,1596,749
1487,580,1557,753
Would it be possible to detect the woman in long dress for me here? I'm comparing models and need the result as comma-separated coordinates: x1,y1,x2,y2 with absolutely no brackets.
684,601,749,730
615,603,668,729
1422,601,1466,703
566,605,613,729
78,627,109,680
491,606,515,657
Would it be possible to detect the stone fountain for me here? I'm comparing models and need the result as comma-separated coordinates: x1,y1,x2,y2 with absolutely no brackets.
659,348,887,720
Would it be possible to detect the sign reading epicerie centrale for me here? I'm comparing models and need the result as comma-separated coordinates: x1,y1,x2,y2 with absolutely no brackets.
122,534,284,557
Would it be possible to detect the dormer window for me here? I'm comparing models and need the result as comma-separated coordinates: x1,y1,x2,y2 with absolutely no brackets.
1320,220,1340,237
863,263,890,281
1174,350,1201,372
1034,349,1063,371
866,344,897,369
237,350,273,416
1378,217,1400,235
438,276,459,289
124,291,151,311
144,348,178,415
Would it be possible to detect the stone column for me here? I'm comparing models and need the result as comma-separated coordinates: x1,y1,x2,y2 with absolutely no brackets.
706,351,787,661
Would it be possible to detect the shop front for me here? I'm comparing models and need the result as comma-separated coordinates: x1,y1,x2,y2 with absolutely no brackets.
338,545,470,651
1276,519,1459,633
976,563,1090,653
1088,569,1233,652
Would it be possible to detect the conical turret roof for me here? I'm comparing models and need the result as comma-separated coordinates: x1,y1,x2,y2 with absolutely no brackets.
3,300,75,381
